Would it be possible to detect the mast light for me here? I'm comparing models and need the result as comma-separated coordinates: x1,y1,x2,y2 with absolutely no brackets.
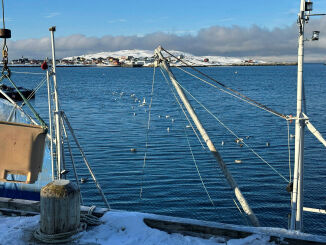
311,31,320,41
305,1,313,12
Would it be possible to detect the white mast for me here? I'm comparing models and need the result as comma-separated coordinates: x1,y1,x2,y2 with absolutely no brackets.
290,0,307,231
155,46,260,227
49,26,63,179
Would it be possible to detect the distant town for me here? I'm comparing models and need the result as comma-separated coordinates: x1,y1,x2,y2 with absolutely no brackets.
5,50,297,67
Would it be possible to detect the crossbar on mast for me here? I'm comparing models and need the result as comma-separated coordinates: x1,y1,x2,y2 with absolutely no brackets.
155,46,260,227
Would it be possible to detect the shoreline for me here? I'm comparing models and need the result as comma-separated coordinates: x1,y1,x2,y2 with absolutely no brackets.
1,62,301,68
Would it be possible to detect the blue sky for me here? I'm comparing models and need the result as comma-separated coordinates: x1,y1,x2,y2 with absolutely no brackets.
4,0,325,40
3,0,326,61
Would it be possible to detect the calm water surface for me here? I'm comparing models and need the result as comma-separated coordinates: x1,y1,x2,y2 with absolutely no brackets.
9,64,326,235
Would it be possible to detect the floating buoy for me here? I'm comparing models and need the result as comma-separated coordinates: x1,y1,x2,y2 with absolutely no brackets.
221,141,225,146
133,112,136,116
171,118,175,123
167,127,170,132
266,142,270,147
41,61,48,70
130,148,136,152
235,160,242,164
234,71,238,74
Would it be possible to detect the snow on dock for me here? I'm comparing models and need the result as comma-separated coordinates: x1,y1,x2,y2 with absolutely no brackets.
0,210,273,245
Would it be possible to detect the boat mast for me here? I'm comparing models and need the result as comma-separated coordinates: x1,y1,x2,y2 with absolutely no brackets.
49,26,63,179
155,46,260,227
290,0,307,231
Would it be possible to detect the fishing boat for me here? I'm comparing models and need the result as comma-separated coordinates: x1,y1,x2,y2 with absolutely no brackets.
0,0,326,244
0,84,34,101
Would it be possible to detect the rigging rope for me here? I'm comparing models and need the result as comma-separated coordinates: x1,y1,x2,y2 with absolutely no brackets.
161,48,288,120
11,71,45,75
3,74,47,127
1,0,9,77
174,79,289,183
140,66,156,199
20,76,47,108
232,198,250,226
160,68,214,206
176,66,287,120
61,120,84,205
160,68,206,150
160,67,259,222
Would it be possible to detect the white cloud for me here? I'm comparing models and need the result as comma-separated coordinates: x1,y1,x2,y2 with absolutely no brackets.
6,16,326,62
44,12,60,18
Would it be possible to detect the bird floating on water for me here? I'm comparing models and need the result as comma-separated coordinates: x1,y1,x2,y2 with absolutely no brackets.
80,177,88,183
235,138,243,144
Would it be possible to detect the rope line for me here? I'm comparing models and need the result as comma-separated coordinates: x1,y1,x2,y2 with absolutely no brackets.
161,48,287,120
160,68,214,205
140,66,156,198
1,0,4,29
20,76,47,107
160,67,258,221
233,198,250,226
160,68,206,150
175,79,289,183
4,74,47,127
184,126,215,206
11,71,45,75
176,66,287,120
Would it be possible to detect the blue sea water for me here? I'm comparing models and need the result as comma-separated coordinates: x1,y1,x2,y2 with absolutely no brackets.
7,64,326,235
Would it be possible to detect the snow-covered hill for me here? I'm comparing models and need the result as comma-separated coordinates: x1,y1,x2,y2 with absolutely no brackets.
63,49,263,66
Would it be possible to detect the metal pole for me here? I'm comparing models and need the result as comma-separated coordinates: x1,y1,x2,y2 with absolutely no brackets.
46,70,55,181
155,46,260,227
290,0,306,231
49,26,62,179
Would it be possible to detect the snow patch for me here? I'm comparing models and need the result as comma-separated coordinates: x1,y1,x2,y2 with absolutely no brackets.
0,211,275,245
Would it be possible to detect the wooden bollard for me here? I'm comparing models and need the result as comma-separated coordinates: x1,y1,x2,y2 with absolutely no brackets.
40,179,80,235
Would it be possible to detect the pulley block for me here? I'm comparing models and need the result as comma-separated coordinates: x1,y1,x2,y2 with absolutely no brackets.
0,28,11,38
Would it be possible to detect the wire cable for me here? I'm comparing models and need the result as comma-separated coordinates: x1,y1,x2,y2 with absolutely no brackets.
160,67,214,206
162,48,287,120
175,79,289,183
140,66,156,198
